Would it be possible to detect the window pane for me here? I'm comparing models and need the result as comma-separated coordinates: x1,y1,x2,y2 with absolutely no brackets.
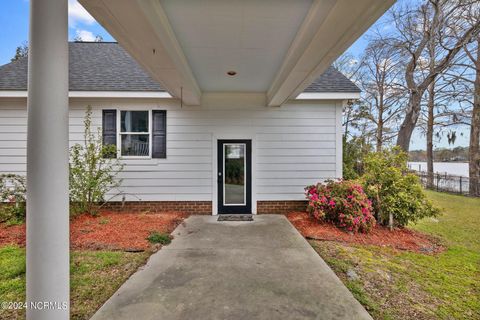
121,111,148,132
224,144,245,205
121,134,149,156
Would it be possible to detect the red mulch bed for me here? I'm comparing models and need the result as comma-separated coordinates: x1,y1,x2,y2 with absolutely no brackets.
0,224,24,248
0,211,188,251
287,212,444,253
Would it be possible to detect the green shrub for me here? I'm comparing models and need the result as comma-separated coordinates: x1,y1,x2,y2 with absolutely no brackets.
146,231,172,245
0,174,26,224
305,180,376,233
69,106,124,216
343,136,371,180
362,147,439,227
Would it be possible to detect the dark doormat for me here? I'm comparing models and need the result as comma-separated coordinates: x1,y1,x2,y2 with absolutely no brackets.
217,214,254,222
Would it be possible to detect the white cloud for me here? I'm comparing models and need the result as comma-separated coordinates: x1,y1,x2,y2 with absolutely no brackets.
75,29,96,41
68,0,95,27
348,58,358,66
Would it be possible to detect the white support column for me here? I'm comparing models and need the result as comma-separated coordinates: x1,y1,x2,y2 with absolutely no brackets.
26,1,69,319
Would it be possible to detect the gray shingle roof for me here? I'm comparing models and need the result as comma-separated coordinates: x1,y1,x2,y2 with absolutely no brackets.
304,66,360,93
0,42,164,92
0,42,359,94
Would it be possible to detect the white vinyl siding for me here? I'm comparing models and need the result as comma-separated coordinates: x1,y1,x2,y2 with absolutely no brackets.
0,97,342,203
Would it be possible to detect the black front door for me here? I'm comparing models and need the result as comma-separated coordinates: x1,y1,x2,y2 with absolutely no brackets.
217,140,252,214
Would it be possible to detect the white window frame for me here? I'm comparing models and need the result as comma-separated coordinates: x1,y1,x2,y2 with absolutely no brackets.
116,109,152,159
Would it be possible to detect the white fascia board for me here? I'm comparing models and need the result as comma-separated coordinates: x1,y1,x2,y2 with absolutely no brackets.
295,92,360,100
70,91,172,98
0,91,27,98
0,91,172,98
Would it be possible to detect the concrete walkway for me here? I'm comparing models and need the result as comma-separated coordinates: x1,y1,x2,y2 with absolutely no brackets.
91,215,372,320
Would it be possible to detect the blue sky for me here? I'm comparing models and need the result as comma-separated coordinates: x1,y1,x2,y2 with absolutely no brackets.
0,0,470,150
0,0,114,65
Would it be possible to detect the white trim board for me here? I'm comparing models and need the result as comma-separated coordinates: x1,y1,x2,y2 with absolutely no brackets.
1,90,359,101
0,91,172,98
295,92,360,100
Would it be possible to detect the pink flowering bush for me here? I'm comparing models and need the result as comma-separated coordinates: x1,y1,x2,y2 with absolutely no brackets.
305,180,375,233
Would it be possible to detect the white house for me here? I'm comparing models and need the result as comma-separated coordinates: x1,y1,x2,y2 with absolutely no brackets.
1,1,394,318
0,42,360,215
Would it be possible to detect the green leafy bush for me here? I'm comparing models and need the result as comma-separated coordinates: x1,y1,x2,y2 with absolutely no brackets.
146,231,172,245
305,180,376,233
362,147,439,227
69,106,124,216
343,136,371,180
0,174,26,224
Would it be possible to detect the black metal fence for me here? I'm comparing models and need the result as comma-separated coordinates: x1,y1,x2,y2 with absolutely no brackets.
412,171,480,197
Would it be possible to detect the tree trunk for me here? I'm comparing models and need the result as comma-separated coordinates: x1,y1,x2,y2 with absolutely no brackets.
376,96,384,152
469,41,480,196
427,82,435,187
376,122,383,152
396,92,423,152
388,212,394,231
344,104,351,138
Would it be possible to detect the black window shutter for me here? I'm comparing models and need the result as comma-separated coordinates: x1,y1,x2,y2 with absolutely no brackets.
152,110,167,158
102,110,117,158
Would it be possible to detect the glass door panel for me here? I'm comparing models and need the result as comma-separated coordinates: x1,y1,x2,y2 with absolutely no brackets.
224,144,246,205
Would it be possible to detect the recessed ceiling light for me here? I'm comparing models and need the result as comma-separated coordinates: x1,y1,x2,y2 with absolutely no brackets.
227,71,237,76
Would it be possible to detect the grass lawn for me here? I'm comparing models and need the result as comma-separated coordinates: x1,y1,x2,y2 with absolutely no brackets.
0,211,185,319
0,247,149,320
311,191,480,320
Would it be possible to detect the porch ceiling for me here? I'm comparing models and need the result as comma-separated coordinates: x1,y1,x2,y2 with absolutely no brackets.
160,0,312,93
79,0,394,106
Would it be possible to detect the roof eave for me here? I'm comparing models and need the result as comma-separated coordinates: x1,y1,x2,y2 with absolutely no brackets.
295,92,361,100
0,90,171,99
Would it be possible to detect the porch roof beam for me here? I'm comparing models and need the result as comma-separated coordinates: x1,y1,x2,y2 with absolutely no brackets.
267,0,395,106
79,0,201,105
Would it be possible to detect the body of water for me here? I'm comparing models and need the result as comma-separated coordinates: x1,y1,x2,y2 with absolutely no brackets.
408,162,469,177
